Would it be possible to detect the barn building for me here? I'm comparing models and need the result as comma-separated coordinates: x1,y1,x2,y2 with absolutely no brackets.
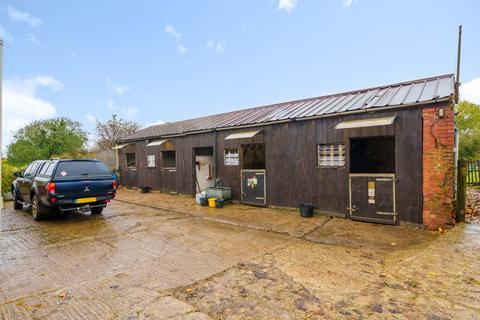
116,74,457,229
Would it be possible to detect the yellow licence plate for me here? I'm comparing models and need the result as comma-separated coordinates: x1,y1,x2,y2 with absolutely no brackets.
75,197,97,204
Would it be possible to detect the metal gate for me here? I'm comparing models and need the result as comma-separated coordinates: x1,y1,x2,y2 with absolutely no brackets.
241,169,266,206
466,160,480,186
348,173,397,224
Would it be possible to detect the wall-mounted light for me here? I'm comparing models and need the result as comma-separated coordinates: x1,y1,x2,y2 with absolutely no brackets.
438,108,445,118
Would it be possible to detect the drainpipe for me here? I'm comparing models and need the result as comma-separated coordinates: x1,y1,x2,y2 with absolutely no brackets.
213,129,218,185
454,25,462,198
114,147,120,171
455,25,462,103
0,38,4,211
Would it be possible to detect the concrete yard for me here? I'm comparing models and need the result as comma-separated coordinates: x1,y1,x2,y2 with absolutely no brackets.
1,189,479,319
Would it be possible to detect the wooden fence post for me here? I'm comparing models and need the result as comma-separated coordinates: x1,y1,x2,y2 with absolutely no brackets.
455,160,467,223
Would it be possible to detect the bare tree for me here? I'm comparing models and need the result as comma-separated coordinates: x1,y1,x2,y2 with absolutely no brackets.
93,115,140,170
95,114,140,150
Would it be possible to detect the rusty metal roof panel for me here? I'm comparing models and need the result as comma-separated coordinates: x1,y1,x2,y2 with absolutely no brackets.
120,74,454,141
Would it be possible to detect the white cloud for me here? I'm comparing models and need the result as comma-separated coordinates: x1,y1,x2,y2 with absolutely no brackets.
206,40,227,54
86,114,97,124
146,120,166,127
177,44,187,55
342,0,359,8
165,25,181,41
0,24,14,43
461,77,480,104
278,0,297,13
3,75,62,148
105,77,129,95
86,133,96,150
165,25,187,55
7,6,42,28
7,75,63,95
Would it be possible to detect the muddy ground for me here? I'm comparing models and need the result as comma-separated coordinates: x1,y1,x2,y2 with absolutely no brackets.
0,189,479,319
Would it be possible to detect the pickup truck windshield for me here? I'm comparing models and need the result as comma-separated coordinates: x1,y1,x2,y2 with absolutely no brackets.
54,161,112,179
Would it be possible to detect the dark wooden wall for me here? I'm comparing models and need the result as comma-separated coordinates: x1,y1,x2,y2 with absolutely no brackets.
314,108,423,224
119,107,425,224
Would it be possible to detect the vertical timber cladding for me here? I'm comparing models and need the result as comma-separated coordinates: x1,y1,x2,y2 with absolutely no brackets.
137,140,162,190
265,121,316,207
120,143,139,188
315,108,424,223
173,132,215,196
216,129,265,201
215,122,316,206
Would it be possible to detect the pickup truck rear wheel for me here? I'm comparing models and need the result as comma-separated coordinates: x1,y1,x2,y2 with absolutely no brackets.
91,207,104,215
32,195,48,221
13,190,23,210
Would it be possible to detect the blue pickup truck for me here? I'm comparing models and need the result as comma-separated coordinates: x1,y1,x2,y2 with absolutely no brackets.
11,159,117,220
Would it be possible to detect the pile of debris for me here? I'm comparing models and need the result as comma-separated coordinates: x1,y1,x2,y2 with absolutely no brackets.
466,188,480,222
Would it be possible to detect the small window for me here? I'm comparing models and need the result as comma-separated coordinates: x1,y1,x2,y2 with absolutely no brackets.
23,163,34,177
318,144,345,167
39,162,51,175
147,155,156,168
45,162,55,176
126,153,136,168
224,149,239,166
25,162,39,178
162,150,176,168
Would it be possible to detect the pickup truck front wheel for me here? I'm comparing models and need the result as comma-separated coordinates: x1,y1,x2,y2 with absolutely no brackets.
32,195,48,221
13,190,23,210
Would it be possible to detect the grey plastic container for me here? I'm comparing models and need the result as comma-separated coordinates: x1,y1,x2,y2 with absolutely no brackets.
206,187,232,200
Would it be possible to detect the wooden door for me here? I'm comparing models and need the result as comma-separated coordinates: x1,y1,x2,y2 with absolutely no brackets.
241,169,266,206
349,174,397,224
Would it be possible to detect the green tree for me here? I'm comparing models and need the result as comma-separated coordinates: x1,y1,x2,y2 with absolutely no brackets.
7,118,88,166
456,101,480,160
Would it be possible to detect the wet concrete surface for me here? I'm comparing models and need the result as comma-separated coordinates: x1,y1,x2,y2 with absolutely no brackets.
0,188,479,319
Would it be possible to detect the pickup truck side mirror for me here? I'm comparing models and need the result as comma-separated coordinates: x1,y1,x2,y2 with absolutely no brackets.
13,171,23,178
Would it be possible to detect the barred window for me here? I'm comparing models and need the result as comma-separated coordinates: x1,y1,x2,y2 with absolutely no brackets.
162,150,176,168
318,144,345,167
224,149,239,166
126,153,136,168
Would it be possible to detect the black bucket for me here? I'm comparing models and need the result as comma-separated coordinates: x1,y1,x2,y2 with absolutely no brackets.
200,197,209,207
299,204,314,218
140,186,150,193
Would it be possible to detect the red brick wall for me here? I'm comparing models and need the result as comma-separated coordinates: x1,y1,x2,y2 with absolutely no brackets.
422,104,455,229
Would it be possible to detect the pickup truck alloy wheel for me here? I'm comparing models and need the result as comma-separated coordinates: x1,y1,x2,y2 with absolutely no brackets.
13,190,22,210
32,195,47,221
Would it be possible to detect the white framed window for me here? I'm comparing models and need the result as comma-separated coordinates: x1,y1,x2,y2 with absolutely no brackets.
147,155,156,168
318,144,345,167
224,149,239,166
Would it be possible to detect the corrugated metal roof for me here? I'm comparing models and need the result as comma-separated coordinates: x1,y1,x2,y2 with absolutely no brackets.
120,74,454,142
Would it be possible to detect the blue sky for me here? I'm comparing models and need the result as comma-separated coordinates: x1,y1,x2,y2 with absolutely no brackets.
1,0,480,148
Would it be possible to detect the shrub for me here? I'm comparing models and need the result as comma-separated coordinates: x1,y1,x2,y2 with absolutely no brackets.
2,160,25,195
